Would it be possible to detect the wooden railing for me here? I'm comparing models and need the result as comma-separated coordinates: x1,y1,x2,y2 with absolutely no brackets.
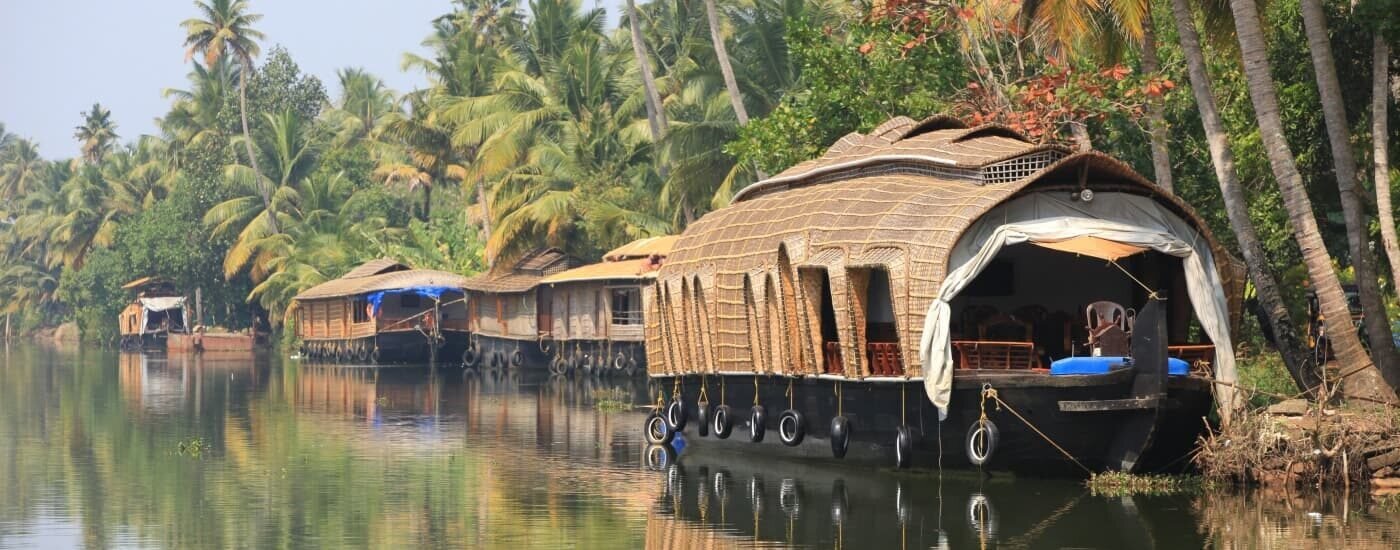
951,340,1039,370
822,342,843,374
866,342,904,376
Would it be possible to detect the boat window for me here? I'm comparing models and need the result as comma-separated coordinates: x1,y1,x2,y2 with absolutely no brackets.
611,288,642,325
353,297,369,323
865,268,898,343
400,293,421,308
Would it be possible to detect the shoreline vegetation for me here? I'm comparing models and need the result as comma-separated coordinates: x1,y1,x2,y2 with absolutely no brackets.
2,0,1399,491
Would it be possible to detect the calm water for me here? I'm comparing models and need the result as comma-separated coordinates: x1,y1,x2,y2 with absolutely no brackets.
2,344,1399,549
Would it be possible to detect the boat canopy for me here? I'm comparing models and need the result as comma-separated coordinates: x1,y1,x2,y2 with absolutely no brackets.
919,192,1236,416
136,297,187,335
366,286,460,315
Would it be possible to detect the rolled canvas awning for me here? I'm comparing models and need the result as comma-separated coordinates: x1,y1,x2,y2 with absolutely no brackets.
1029,235,1149,261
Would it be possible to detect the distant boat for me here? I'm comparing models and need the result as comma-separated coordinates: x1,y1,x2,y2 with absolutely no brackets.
291,258,469,363
643,115,1244,474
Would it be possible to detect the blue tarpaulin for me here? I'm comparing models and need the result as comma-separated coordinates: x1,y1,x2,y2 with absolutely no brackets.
367,286,460,316
1049,356,1189,376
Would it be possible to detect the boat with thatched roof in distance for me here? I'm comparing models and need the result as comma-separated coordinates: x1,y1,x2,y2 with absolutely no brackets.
291,258,469,363
536,236,676,376
119,276,190,351
642,115,1246,474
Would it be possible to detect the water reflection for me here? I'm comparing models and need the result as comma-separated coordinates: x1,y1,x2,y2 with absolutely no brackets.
2,344,1398,549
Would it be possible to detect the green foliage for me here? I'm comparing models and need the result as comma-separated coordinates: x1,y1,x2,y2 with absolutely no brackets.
1235,349,1300,408
376,208,487,277
1086,472,1207,497
729,16,967,174
218,46,327,137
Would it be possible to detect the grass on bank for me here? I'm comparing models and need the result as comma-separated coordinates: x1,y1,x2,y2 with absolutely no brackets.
1086,472,1207,497
593,388,633,413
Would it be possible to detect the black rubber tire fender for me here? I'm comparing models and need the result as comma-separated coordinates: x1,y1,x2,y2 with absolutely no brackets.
510,349,523,368
966,418,1000,466
665,397,687,432
696,402,710,437
830,415,851,458
748,405,767,443
644,412,674,445
895,426,915,469
462,347,479,368
777,409,806,447
711,404,733,439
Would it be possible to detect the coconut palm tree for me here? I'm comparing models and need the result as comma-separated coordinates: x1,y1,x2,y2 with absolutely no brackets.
49,164,121,269
625,0,670,144
1226,0,1395,395
0,138,48,204
1166,0,1313,389
325,68,397,146
204,110,317,281
182,0,273,231
702,0,749,125
1373,35,1398,289
73,103,118,165
375,96,466,222
1296,0,1400,381
160,58,236,155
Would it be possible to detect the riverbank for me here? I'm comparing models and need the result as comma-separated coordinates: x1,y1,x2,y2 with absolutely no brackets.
1195,397,1400,494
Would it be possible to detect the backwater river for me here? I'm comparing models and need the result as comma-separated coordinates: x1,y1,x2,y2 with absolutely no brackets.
1,344,1398,548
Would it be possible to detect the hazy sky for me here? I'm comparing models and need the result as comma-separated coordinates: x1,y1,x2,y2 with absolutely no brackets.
0,0,625,159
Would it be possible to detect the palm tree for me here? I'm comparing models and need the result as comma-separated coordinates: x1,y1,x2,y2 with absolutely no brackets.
1,139,47,203
73,103,118,165
1227,0,1395,395
1373,35,1399,289
625,0,670,144
376,97,466,222
1166,0,1313,389
182,0,273,231
1297,0,1400,381
204,110,317,281
49,164,121,269
160,58,236,154
326,68,396,146
702,0,749,126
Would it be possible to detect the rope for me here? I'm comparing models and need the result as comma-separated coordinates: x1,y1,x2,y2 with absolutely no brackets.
786,379,794,409
698,375,709,403
753,376,760,406
834,381,843,417
1108,260,1162,301
981,384,1092,475
901,384,907,425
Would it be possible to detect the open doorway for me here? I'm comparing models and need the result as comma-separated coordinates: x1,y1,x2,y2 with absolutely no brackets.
854,267,902,375
800,268,842,374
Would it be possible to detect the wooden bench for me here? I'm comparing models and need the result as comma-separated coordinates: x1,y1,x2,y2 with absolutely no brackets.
866,342,904,376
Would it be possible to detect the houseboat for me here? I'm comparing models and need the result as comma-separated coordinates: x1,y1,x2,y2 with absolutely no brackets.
119,277,189,351
642,115,1246,474
461,248,579,369
538,236,676,375
291,258,469,363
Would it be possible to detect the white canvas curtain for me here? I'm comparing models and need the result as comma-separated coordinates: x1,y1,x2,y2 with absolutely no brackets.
918,192,1237,418
137,297,187,335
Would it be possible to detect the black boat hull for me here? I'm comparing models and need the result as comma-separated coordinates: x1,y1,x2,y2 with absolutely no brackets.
657,370,1213,475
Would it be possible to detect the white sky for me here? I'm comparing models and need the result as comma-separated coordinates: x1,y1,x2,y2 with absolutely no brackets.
0,0,625,158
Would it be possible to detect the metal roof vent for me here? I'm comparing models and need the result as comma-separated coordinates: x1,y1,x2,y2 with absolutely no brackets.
979,150,1066,184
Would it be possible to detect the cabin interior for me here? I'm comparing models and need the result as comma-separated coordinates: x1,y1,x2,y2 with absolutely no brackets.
804,244,1214,375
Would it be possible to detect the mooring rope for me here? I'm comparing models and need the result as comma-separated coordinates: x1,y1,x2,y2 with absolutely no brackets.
1108,260,1163,301
981,384,1093,475
785,378,794,410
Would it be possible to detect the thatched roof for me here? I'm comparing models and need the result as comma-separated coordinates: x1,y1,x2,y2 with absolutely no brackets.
340,258,409,279
653,114,1246,376
122,276,171,290
462,248,577,293
294,259,466,301
604,235,678,261
541,258,661,285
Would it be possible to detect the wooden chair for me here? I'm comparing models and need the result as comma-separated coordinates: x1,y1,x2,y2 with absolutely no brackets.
979,313,1033,342
960,305,998,338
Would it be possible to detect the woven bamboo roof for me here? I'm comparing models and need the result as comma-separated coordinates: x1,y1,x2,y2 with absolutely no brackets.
604,236,678,261
122,276,170,290
462,248,577,293
294,261,467,301
652,114,1247,377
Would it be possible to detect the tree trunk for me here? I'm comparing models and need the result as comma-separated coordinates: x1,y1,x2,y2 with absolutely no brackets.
1299,0,1400,386
1229,0,1395,398
626,0,668,143
1070,122,1093,151
238,62,277,234
1141,15,1174,195
421,183,432,221
475,177,492,243
704,0,749,126
1373,37,1400,296
1169,0,1315,389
